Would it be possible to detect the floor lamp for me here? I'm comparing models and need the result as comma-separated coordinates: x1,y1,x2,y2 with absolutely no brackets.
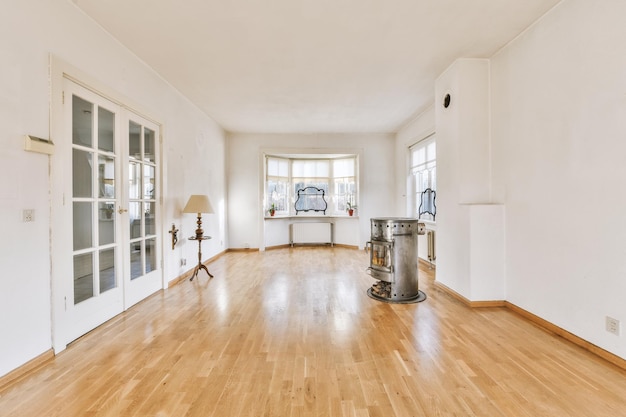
183,194,214,281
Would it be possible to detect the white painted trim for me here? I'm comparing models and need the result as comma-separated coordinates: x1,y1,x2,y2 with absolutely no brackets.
48,54,166,353
50,55,162,126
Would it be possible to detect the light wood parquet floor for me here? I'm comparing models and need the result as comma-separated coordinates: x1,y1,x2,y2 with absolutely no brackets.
1,247,626,416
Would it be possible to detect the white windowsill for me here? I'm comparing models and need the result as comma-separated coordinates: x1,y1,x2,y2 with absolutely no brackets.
265,215,359,220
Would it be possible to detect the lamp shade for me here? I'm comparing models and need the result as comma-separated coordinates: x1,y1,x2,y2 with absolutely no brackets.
183,194,214,214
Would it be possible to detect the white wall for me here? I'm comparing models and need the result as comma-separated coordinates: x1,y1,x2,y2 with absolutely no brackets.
264,217,359,248
0,0,226,377
227,133,396,250
491,0,626,358
392,0,626,361
434,58,506,301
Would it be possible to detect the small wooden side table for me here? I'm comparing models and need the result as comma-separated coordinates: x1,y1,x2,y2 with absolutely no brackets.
188,235,213,281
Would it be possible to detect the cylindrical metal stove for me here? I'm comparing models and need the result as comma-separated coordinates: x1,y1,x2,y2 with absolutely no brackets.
366,217,427,303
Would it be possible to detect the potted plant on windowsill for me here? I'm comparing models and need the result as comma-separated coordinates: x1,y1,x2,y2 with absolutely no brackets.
346,202,357,217
268,203,276,217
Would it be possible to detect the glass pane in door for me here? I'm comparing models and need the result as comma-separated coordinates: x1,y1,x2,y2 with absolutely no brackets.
146,238,157,274
72,94,120,305
145,202,156,235
99,248,116,293
127,119,159,284
98,202,115,245
73,202,93,251
98,155,115,198
144,127,155,163
129,162,140,199
72,96,93,147
130,242,143,280
143,165,155,199
72,149,92,198
74,252,94,304
129,121,141,159
129,202,142,239
98,108,115,152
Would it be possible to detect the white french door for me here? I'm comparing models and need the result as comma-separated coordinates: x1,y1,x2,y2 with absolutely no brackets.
122,114,162,308
57,79,162,347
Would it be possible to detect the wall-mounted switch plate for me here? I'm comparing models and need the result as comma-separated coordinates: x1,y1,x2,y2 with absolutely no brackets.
23,209,34,222
606,316,620,335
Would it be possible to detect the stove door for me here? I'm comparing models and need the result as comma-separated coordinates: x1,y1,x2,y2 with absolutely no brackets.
367,240,394,282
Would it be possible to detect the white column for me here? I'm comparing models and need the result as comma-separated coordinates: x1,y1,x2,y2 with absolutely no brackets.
435,58,505,302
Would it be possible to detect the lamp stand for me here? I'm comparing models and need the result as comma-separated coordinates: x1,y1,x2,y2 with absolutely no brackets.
189,213,213,281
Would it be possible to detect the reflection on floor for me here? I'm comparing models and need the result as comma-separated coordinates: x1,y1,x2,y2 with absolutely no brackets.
5,248,626,417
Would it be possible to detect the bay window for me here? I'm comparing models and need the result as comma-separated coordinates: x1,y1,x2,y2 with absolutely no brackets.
265,154,357,216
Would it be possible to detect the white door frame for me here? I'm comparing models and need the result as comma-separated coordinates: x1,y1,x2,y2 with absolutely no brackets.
49,55,164,353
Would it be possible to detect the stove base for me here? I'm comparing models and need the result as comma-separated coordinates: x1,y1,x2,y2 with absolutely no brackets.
367,288,426,304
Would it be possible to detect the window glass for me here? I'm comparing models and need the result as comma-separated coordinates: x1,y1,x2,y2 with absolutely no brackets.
410,137,436,221
266,157,290,214
265,155,357,216
333,158,354,177
268,158,288,177
292,160,329,178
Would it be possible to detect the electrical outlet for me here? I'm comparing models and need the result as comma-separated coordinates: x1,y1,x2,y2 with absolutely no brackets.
606,316,620,335
180,258,187,266
23,209,34,222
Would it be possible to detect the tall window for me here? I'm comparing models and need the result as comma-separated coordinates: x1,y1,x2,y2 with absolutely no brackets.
265,155,357,216
332,158,356,211
410,136,436,221
266,157,289,214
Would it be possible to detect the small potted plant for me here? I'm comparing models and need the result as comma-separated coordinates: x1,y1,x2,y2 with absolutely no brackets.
101,204,115,219
346,202,357,216
268,203,276,217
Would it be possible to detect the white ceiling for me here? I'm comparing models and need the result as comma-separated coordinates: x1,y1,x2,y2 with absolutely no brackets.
72,0,561,134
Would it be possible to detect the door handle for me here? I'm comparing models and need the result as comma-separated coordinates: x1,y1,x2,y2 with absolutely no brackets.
118,207,128,214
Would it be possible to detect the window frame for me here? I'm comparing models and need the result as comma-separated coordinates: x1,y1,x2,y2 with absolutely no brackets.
264,154,358,217
266,156,290,215
409,134,436,222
